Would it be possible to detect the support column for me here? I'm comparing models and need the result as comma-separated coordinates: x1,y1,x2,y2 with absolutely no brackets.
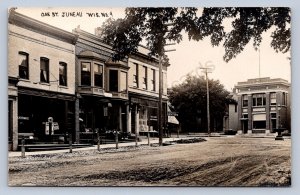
276,92,281,128
119,105,122,132
127,104,131,133
265,92,270,131
247,94,252,133
237,96,242,131
12,98,18,151
75,98,80,143
135,105,139,135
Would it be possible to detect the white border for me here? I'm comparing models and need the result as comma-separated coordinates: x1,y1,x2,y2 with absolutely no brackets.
1,1,299,195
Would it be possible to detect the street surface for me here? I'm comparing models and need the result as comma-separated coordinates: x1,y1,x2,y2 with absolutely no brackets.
8,137,291,186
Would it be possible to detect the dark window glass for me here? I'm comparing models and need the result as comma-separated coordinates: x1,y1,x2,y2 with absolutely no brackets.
59,62,67,86
81,62,91,86
40,57,49,83
94,63,103,87
109,70,118,92
133,63,138,88
19,52,29,79
142,66,147,90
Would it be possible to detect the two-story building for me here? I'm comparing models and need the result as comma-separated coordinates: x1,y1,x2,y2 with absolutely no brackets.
233,77,290,134
73,26,129,143
73,27,169,141
8,10,78,150
127,46,168,136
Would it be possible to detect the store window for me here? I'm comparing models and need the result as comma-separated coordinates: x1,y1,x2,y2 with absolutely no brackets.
94,63,103,87
19,52,29,80
40,57,49,83
59,62,67,86
81,62,91,86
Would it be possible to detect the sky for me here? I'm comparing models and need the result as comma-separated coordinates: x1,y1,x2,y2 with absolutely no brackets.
15,7,291,92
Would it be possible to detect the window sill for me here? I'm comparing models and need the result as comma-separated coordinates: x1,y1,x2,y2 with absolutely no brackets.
18,78,30,82
59,85,68,89
39,82,50,86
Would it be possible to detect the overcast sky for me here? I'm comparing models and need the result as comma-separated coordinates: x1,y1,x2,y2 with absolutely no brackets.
16,7,291,91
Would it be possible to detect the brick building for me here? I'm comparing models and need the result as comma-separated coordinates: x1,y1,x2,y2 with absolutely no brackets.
233,77,290,134
8,9,78,150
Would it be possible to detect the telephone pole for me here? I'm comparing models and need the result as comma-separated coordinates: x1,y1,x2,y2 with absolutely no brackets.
158,43,176,146
200,65,214,136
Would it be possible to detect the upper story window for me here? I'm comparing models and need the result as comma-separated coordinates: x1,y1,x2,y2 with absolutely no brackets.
19,52,29,80
120,71,127,92
252,93,266,107
142,66,147,90
270,92,276,105
94,63,103,88
40,57,49,83
242,95,248,107
109,69,118,92
81,62,91,86
59,62,67,86
282,92,287,105
151,69,156,91
133,63,138,88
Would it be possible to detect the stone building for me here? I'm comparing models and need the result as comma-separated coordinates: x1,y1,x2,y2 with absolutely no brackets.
8,10,78,150
233,77,290,134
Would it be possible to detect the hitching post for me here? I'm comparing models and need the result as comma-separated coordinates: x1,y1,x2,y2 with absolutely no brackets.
97,129,100,151
69,133,72,153
21,136,25,158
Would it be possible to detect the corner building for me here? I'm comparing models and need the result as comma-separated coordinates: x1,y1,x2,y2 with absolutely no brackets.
234,77,290,134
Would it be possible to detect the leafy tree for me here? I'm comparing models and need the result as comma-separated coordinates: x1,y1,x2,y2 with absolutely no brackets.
101,7,290,62
168,75,233,132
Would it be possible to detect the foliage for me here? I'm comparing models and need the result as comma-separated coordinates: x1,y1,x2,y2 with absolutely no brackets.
101,7,290,62
168,75,232,132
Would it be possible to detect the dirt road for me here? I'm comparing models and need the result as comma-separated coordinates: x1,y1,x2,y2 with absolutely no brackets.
8,137,291,186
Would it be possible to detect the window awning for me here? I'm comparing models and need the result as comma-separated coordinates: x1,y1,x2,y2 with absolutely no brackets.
253,114,266,121
168,116,179,125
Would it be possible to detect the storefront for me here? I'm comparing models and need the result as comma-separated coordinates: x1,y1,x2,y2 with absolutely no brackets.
17,87,75,143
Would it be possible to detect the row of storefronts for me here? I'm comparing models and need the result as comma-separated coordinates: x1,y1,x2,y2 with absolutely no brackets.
8,10,169,151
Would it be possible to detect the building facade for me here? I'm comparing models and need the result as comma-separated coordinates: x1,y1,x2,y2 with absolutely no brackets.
233,77,290,134
73,27,169,142
128,46,168,136
8,10,78,150
73,26,130,143
8,11,169,150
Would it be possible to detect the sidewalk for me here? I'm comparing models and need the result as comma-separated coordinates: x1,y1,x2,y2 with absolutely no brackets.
8,136,189,158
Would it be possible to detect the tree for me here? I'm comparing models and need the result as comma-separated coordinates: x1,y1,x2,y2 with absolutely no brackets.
101,7,290,62
168,75,233,132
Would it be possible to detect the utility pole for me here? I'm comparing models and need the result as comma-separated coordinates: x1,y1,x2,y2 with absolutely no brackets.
158,55,163,145
200,64,214,136
158,44,176,146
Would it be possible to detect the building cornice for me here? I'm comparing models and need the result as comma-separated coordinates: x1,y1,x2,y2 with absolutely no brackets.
9,9,78,45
